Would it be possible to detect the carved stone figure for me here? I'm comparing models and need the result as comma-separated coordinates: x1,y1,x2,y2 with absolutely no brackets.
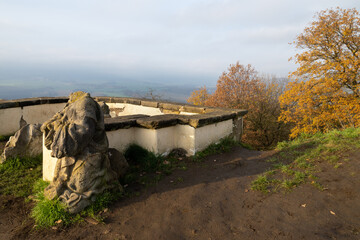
41,91,124,213
1,124,42,163
98,101,111,118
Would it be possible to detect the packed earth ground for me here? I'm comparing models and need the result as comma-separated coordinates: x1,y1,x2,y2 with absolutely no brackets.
0,129,359,240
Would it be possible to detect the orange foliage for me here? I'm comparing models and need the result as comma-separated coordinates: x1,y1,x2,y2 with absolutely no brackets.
188,62,290,149
279,8,360,138
187,86,210,106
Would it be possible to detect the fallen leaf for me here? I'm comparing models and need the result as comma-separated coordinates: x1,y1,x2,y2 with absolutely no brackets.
330,211,336,215
85,217,99,225
301,204,306,208
55,219,63,224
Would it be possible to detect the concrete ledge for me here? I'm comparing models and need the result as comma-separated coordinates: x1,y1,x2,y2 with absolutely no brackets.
0,96,247,136
102,110,247,131
0,97,69,109
104,115,149,131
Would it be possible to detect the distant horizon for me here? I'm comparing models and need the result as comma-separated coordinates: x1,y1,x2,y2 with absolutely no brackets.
1,1,358,100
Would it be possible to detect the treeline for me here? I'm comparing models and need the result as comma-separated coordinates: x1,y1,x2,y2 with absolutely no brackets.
187,7,360,149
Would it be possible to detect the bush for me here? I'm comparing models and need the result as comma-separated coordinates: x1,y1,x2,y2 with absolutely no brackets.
188,62,291,149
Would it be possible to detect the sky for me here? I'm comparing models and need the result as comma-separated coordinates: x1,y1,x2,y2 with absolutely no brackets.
0,0,359,99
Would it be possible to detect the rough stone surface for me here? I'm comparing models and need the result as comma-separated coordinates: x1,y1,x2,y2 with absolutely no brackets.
168,148,187,158
41,91,120,214
98,101,111,118
108,148,129,178
0,123,42,163
136,114,179,129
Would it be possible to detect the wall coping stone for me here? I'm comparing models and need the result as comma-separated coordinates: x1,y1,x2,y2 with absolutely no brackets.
0,96,248,129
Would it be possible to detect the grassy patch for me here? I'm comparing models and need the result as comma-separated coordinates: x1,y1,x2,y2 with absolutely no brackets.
251,127,360,193
31,179,123,228
0,135,11,142
251,174,271,193
192,136,239,161
0,155,42,197
122,144,180,188
31,144,188,228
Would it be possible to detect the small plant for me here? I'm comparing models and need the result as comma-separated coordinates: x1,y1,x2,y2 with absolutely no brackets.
251,127,360,193
31,195,73,228
192,136,239,161
251,175,271,193
124,144,165,172
31,179,124,228
0,155,42,197
122,144,184,190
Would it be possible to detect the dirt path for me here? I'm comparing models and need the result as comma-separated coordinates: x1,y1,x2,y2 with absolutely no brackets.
1,145,359,240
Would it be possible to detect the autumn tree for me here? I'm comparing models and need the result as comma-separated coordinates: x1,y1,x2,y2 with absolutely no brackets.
279,8,360,137
188,62,290,149
187,86,210,106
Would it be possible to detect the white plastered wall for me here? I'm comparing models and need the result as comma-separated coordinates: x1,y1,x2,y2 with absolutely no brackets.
42,135,59,181
105,120,232,156
0,108,23,135
0,103,66,136
22,103,66,125
107,128,135,152
194,119,233,153
106,103,163,117
106,103,198,117
43,120,234,181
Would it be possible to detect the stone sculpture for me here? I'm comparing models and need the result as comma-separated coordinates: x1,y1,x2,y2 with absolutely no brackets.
1,124,43,163
41,91,125,213
98,101,111,118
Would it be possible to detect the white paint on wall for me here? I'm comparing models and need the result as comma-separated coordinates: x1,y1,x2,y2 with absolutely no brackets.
42,135,58,182
43,120,235,181
174,125,196,155
0,103,66,136
1,101,239,181
107,128,135,152
194,119,233,153
0,107,23,135
23,103,66,125
179,111,197,115
107,103,163,117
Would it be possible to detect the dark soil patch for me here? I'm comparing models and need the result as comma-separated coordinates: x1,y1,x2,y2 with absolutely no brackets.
0,144,359,240
0,141,5,154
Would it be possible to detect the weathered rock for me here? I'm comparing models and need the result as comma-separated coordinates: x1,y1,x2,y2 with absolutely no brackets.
169,148,187,158
1,123,42,163
41,91,120,214
98,101,111,118
108,148,129,178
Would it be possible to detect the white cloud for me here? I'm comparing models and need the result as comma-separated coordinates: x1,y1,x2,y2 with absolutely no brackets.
0,0,359,83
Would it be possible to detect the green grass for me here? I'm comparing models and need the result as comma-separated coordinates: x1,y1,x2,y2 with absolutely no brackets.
192,136,239,161
251,175,271,193
251,127,360,193
0,135,11,141
31,143,189,228
31,180,73,228
0,155,42,197
31,179,123,228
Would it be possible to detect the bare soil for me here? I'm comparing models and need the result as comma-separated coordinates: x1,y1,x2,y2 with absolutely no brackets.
0,144,359,240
